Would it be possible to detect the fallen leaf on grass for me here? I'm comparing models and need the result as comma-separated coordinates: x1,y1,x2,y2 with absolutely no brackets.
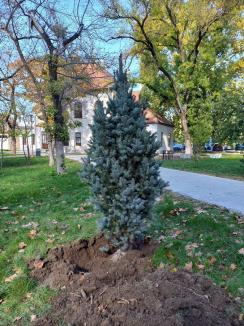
165,251,175,260
209,256,217,265
26,293,32,299
230,263,237,271
185,243,199,256
18,242,27,250
197,264,205,270
184,262,193,272
158,263,165,269
14,316,22,322
0,299,4,304
33,260,44,270
28,229,38,239
5,273,19,283
175,230,182,235
30,315,37,322
46,238,54,244
238,248,244,255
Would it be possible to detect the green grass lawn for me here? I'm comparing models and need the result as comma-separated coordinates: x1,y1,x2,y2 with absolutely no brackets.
0,158,243,324
161,153,244,180
0,158,98,324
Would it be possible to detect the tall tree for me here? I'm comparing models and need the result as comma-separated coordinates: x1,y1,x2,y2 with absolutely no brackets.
212,82,244,145
102,0,242,155
0,0,100,173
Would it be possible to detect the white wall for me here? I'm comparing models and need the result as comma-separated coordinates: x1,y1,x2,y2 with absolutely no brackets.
1,137,10,150
157,124,173,152
67,93,110,153
146,124,173,152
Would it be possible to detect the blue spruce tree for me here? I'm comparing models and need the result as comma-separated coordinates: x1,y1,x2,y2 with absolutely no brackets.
83,56,166,250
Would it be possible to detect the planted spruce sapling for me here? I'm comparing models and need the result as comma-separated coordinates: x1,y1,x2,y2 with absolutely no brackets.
83,56,166,250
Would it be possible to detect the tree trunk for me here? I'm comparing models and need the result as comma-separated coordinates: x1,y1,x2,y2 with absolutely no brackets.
0,125,4,169
11,136,17,154
47,135,55,167
48,54,66,174
180,111,193,156
55,140,65,174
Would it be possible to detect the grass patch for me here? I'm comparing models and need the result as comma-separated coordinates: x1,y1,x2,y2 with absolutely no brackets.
0,157,98,324
161,154,244,180
0,157,243,323
151,194,244,310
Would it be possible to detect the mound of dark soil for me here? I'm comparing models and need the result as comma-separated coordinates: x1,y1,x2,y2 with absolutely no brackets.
30,235,242,326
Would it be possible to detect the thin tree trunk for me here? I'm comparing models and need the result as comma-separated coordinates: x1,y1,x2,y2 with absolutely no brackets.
48,54,66,174
26,137,30,159
55,140,65,174
0,126,4,169
22,137,27,162
180,111,193,156
11,136,17,154
47,136,55,167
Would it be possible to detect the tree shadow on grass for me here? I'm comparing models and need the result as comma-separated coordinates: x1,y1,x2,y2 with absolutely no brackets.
0,157,47,169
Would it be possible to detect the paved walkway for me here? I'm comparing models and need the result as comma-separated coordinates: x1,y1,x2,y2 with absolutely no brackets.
66,155,244,214
160,167,244,214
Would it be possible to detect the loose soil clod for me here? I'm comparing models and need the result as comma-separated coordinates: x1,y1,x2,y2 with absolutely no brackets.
30,235,242,326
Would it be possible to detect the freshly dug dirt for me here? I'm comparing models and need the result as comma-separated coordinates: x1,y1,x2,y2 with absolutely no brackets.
30,235,242,326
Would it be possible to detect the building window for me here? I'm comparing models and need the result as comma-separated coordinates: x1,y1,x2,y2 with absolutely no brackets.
42,132,47,145
41,132,48,149
74,102,83,119
75,132,81,146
